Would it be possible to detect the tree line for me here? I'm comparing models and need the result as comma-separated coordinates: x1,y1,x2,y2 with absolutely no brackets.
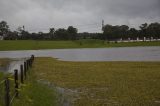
0,20,160,40
102,23,160,40
0,21,78,40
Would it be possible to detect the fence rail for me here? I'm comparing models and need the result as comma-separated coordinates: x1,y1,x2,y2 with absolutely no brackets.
0,55,34,106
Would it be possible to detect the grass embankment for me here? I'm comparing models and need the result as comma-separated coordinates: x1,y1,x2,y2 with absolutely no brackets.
0,59,58,106
12,70,58,106
33,57,160,106
0,40,160,51
0,72,4,80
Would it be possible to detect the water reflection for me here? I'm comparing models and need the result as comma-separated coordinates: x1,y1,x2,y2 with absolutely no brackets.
0,58,28,73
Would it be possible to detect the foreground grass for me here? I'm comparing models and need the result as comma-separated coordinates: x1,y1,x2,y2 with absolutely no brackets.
33,57,160,106
0,40,160,51
0,72,4,81
0,65,58,106
11,69,58,106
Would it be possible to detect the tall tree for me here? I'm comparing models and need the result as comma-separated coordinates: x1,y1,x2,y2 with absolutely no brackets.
139,23,148,37
102,24,113,40
55,28,68,40
49,28,55,39
0,21,9,37
128,28,138,39
67,26,78,40
147,22,160,38
103,24,129,40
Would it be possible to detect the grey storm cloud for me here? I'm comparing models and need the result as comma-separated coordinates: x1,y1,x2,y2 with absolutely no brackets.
0,0,160,32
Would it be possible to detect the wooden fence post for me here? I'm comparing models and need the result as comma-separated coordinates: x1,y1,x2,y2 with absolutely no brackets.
27,60,29,70
27,59,29,70
5,78,10,106
26,60,28,71
14,69,19,97
3,57,35,106
20,65,24,84
31,55,35,67
31,55,34,61
24,62,27,79
29,59,31,67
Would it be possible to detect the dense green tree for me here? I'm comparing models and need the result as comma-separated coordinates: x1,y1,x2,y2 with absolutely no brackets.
0,21,10,37
67,26,78,40
102,23,160,40
102,25,129,40
0,20,160,41
119,25,129,38
4,31,18,40
128,28,139,39
54,26,78,40
102,24,113,40
147,22,160,38
54,28,68,40
139,23,148,37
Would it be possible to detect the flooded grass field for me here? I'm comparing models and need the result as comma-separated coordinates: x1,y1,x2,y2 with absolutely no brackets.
0,46,160,106
32,57,160,106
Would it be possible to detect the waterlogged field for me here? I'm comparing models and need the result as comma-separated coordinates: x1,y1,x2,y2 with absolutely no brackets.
32,57,160,106
0,58,10,67
0,40,160,51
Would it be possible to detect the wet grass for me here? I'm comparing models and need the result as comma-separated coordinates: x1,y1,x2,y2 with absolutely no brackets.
0,58,10,67
0,40,160,51
0,72,4,81
0,59,58,106
33,57,160,106
11,70,58,106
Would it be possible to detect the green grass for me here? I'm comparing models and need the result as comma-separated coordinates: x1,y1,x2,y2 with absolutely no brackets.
0,72,4,81
0,40,160,51
0,59,58,106
12,70,58,106
32,57,160,106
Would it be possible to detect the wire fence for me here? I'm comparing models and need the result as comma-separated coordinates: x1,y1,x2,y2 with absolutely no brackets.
0,55,34,106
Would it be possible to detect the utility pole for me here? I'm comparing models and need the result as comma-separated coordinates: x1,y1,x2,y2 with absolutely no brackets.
102,20,104,31
23,25,25,31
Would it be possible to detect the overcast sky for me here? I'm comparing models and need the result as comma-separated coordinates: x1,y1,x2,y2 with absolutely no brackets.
0,0,160,33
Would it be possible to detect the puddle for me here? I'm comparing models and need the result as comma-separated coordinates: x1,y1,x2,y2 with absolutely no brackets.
37,79,111,106
0,58,29,74
37,79,80,106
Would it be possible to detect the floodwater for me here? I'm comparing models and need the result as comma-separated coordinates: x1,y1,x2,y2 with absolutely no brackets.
0,58,27,73
0,46,159,106
0,46,160,61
